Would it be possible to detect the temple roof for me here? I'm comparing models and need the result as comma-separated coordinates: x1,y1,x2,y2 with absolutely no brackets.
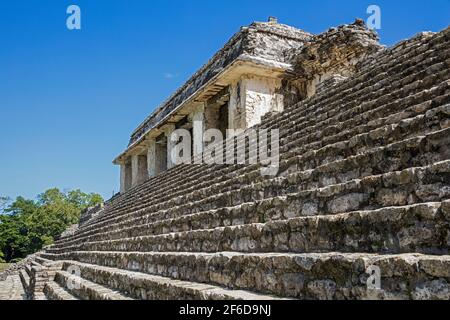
126,20,313,148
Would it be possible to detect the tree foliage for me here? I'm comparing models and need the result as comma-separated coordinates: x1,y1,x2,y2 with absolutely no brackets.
0,188,103,262
0,250,5,263
0,196,10,212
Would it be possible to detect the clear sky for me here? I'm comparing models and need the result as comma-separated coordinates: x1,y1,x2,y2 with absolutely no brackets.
0,0,449,201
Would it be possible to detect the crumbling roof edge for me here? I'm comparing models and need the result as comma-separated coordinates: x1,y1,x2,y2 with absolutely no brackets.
129,22,313,140
113,54,294,165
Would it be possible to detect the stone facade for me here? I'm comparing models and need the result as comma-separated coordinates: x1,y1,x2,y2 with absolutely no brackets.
113,19,383,195
1,18,450,300
113,19,315,193
229,75,284,129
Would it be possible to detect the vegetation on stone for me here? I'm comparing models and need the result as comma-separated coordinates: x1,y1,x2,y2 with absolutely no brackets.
0,189,103,262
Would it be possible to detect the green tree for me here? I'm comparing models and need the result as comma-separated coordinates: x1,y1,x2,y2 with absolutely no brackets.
4,196,38,217
0,196,11,212
65,189,103,211
0,188,103,262
0,214,31,261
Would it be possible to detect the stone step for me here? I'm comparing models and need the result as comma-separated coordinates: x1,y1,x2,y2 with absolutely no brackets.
30,260,42,268
50,159,450,252
88,86,449,234
74,63,450,235
48,202,450,256
58,114,450,246
80,46,450,231
34,256,56,267
52,127,450,248
0,275,27,300
175,123,449,212
43,281,78,300
274,71,448,156
43,251,450,300
54,270,132,300
53,31,450,242
265,31,449,131
112,157,450,233
81,164,209,229
284,89,450,161
239,161,449,218
153,99,449,213
42,27,450,301
268,31,448,139
19,269,30,294
280,66,449,143
110,32,450,202
355,31,435,70
33,292,47,300
57,261,286,300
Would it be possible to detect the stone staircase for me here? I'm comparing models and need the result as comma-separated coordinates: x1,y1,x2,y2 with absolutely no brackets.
17,26,450,300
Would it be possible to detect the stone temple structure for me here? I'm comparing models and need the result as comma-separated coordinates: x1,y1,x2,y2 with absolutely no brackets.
1,18,450,300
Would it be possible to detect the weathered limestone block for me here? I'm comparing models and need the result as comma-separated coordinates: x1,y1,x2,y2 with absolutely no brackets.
413,279,450,300
79,203,104,226
229,75,284,129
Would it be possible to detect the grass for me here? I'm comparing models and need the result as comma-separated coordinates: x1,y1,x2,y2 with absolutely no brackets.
0,263,10,272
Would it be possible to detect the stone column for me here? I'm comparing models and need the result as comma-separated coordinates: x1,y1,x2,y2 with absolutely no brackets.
155,140,167,174
147,139,156,178
228,81,243,130
131,155,140,188
228,75,284,130
164,124,176,170
131,154,148,187
204,104,221,131
120,160,132,193
120,163,127,193
189,103,205,162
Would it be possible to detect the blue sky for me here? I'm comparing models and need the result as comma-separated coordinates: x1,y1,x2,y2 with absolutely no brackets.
0,0,449,201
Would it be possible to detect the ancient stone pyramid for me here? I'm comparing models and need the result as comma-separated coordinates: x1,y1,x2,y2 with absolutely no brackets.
6,19,450,300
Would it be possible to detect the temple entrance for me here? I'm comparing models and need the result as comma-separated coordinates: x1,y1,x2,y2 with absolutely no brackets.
218,103,229,138
205,87,230,138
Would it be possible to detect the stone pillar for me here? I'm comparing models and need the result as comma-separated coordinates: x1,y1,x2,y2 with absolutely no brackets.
228,81,243,130
204,103,221,131
120,161,132,193
147,139,156,178
189,103,205,160
155,140,167,174
229,75,284,130
120,163,127,193
164,124,176,170
138,155,148,183
131,155,139,188
131,154,148,187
